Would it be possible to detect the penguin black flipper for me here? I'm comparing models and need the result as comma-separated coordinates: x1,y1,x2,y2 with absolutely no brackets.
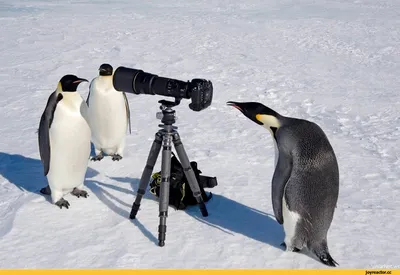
123,91,132,134
86,80,92,107
271,144,293,224
38,91,63,176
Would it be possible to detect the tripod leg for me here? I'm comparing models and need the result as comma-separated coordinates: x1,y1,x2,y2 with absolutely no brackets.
130,132,163,219
172,133,209,217
158,134,173,247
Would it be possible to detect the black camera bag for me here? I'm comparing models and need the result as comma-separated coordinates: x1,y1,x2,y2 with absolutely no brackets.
149,152,217,210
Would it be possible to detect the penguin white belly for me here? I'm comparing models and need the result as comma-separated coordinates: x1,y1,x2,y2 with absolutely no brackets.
88,88,127,154
274,138,300,248
282,193,301,250
47,96,91,199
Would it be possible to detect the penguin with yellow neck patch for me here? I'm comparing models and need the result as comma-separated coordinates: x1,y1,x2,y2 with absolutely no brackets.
38,75,91,209
227,101,339,267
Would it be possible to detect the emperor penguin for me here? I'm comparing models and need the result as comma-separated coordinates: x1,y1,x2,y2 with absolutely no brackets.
86,63,131,161
38,75,91,209
227,101,339,267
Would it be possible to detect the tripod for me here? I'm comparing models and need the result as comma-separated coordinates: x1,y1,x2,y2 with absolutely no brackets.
129,98,209,247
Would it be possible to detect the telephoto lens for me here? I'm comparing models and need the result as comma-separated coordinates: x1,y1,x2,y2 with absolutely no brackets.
112,66,213,112
112,67,156,95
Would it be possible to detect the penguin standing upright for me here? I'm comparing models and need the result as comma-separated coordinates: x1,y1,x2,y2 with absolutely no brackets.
86,64,131,161
38,75,91,209
227,101,339,267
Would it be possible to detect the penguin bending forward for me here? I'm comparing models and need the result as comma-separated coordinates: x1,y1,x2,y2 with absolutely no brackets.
227,101,339,267
86,64,131,162
38,75,91,209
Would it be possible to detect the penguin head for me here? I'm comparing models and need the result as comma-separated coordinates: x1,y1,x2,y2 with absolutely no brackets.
98,63,113,76
227,101,282,136
58,74,88,92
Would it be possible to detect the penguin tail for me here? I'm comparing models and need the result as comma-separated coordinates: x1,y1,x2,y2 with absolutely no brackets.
315,251,338,267
311,241,339,267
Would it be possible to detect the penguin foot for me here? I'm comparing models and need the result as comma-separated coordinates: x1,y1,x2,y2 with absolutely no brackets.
40,185,51,195
55,198,70,209
71,188,88,198
91,154,104,161
112,154,122,161
280,242,300,252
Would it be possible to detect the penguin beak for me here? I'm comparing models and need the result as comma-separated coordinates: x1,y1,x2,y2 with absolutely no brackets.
226,101,243,111
73,78,88,84
227,101,263,125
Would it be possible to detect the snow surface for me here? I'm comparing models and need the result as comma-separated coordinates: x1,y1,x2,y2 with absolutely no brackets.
0,0,399,269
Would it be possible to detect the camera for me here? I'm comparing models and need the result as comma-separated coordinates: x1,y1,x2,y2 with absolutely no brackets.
112,66,213,111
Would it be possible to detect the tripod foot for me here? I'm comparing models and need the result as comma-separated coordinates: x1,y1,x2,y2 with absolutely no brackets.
158,224,167,247
158,214,167,247
199,201,209,217
130,202,140,219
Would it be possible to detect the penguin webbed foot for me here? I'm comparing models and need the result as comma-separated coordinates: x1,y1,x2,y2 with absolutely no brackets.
91,153,104,161
71,188,88,198
280,242,301,252
55,198,70,209
40,185,51,195
112,154,122,161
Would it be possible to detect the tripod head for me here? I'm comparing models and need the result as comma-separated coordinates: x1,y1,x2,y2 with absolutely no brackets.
159,97,181,108
156,98,180,127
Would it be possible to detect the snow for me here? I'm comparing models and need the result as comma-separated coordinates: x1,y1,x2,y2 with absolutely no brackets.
0,0,399,269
